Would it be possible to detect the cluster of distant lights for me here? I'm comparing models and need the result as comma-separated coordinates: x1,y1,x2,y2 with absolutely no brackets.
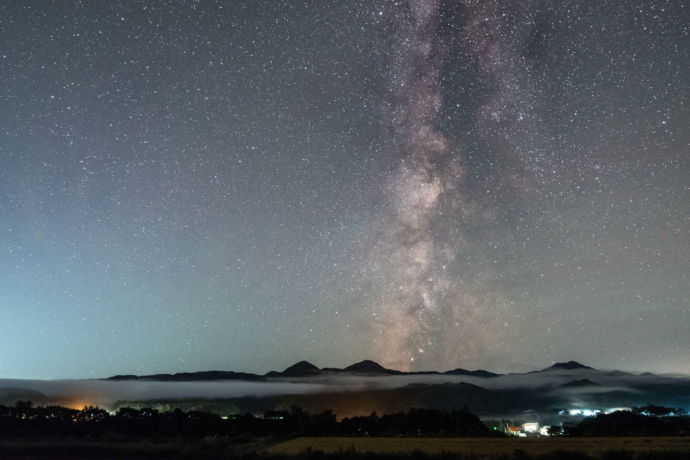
557,407,690,417
578,408,688,417
505,407,688,438
565,409,602,417
504,410,630,437
560,408,631,417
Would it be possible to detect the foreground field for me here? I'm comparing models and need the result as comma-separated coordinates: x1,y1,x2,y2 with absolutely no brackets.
266,436,690,457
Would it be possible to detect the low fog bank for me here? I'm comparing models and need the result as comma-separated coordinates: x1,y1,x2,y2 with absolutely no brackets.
0,379,332,407
273,367,690,392
1,367,687,411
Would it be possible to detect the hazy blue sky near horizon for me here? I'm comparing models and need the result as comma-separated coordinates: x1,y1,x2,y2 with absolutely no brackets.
1,0,688,379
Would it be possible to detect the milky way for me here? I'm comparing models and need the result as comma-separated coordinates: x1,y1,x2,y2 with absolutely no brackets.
366,0,527,370
369,0,466,370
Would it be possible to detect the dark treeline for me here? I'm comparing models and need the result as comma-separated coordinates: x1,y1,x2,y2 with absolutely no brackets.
2,401,690,439
564,410,690,437
0,402,491,438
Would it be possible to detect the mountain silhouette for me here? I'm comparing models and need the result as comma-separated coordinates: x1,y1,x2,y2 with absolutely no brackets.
560,378,602,388
542,361,593,371
106,370,265,382
275,360,321,377
343,360,402,375
444,368,500,378
0,387,50,406
103,359,656,384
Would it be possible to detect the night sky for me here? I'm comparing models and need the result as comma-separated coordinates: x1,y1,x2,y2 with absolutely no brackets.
1,1,688,379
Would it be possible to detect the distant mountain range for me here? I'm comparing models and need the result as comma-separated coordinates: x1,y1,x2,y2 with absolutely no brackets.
104,359,503,381
99,360,690,419
0,387,50,406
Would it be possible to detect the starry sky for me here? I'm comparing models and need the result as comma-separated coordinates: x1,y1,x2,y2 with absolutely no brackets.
1,1,688,379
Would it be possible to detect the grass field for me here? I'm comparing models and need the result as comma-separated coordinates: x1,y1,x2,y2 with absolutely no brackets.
265,437,690,457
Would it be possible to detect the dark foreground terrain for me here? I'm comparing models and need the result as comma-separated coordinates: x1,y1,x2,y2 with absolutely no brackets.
3,437,690,459
2,403,690,459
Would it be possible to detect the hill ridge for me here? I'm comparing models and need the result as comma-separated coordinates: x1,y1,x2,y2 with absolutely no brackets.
103,359,617,382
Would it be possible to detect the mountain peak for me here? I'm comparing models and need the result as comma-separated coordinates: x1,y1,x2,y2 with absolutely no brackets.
545,361,592,371
344,360,400,375
444,368,500,378
280,360,320,377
